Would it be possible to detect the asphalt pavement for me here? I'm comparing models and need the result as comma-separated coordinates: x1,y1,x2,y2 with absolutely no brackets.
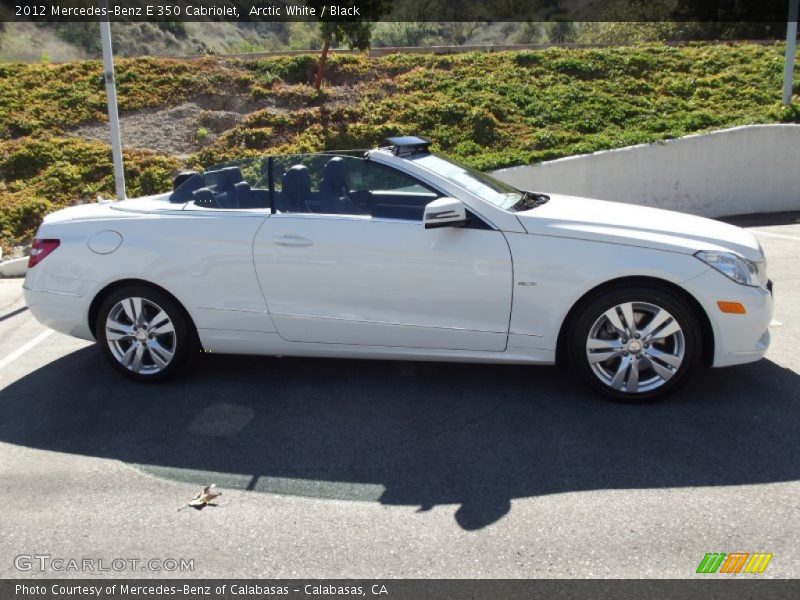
0,221,798,579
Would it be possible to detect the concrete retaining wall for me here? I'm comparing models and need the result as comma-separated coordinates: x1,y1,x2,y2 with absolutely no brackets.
493,125,800,218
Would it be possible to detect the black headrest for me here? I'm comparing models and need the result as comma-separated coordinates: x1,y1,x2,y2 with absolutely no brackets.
173,170,200,191
202,166,243,191
222,166,243,187
321,157,348,190
234,181,250,192
170,172,204,203
281,165,311,208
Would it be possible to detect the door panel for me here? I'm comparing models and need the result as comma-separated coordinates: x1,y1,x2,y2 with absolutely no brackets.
253,215,513,351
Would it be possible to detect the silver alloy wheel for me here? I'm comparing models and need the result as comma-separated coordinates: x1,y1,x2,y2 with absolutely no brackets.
585,301,685,394
105,296,177,375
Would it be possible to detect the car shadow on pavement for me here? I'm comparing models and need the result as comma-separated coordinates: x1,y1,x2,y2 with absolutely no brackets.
1,346,798,530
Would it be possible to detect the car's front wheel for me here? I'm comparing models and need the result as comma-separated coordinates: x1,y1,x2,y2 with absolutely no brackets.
567,285,702,402
96,285,196,381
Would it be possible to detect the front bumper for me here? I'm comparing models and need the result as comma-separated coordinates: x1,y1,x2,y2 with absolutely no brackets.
683,269,774,368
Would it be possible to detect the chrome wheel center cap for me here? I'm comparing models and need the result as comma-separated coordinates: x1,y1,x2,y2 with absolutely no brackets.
135,329,148,342
627,340,642,354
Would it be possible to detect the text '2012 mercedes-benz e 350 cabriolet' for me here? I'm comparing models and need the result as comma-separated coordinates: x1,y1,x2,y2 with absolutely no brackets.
24,137,773,401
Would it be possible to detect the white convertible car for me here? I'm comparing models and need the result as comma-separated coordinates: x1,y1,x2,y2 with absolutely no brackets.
23,137,773,401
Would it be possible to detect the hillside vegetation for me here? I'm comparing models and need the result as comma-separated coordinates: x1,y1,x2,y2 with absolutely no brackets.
0,20,786,63
0,42,798,250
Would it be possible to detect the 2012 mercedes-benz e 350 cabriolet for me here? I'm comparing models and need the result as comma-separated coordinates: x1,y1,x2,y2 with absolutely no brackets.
24,136,773,401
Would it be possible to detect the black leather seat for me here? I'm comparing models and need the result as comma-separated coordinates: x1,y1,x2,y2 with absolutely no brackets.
278,165,311,213
251,189,270,208
170,172,204,203
192,187,219,208
232,181,253,208
215,167,244,208
319,157,349,213
221,166,243,188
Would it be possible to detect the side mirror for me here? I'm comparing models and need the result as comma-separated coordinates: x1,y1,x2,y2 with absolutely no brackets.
423,197,468,229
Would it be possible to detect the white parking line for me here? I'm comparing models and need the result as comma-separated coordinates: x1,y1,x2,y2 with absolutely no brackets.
0,329,54,371
752,230,800,242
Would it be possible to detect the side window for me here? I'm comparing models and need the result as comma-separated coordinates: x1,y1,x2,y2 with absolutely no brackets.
349,161,429,195
272,154,441,221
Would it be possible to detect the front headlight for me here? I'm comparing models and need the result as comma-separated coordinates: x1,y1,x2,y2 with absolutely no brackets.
695,250,766,287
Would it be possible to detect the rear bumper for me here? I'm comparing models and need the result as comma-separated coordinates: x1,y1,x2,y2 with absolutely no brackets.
23,285,94,341
683,269,773,368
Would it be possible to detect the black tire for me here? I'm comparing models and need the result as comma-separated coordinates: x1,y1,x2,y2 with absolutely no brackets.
96,285,197,382
567,284,702,403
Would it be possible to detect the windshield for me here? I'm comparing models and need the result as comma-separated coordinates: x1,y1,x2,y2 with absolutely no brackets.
410,154,523,210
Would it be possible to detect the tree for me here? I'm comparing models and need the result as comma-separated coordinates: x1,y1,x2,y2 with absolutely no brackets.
307,0,391,90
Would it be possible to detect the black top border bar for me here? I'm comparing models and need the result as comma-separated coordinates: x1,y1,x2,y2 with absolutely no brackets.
1,0,796,23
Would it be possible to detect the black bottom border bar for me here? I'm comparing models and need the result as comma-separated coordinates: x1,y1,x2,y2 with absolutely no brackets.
3,579,800,600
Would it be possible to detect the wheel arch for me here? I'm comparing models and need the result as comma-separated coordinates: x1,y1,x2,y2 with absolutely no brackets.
555,275,715,368
88,278,199,343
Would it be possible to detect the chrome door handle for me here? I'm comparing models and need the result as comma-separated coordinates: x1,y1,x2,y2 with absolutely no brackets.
273,235,313,247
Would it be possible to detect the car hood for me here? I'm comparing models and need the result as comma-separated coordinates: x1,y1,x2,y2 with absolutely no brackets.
515,193,762,261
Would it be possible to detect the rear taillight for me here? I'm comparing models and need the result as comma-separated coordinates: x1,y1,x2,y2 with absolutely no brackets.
28,238,60,268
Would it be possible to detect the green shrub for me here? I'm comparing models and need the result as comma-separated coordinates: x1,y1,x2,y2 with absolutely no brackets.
1,42,798,247
0,191,53,248
0,136,178,249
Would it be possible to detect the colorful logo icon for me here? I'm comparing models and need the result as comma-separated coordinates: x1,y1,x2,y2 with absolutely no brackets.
696,552,773,574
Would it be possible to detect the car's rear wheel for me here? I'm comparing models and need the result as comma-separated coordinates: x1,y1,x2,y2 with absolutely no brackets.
567,285,701,402
96,285,196,381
